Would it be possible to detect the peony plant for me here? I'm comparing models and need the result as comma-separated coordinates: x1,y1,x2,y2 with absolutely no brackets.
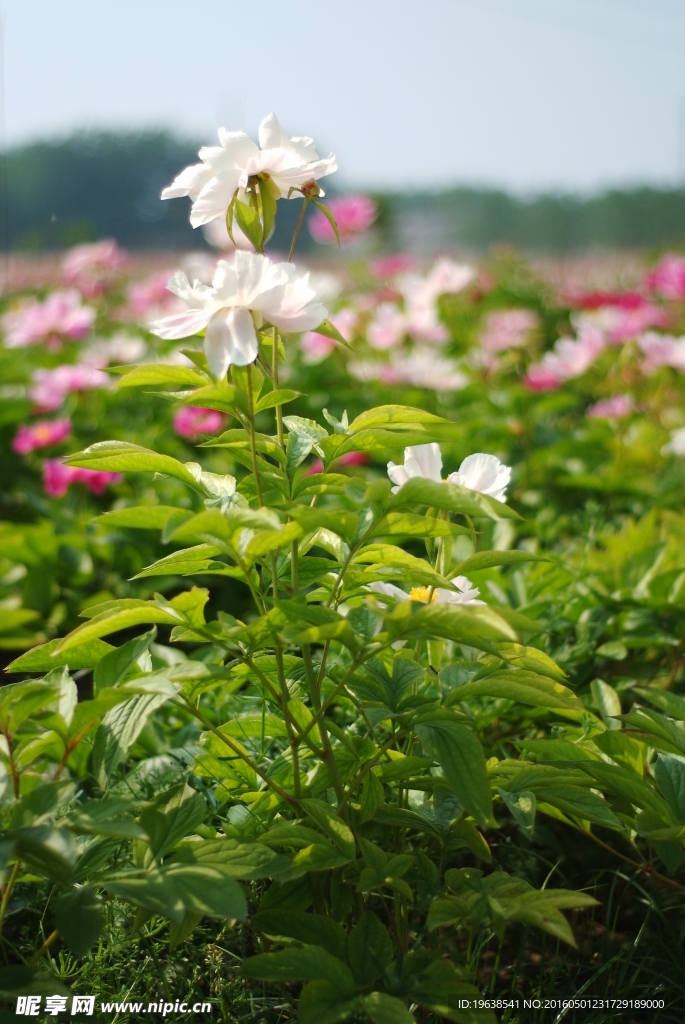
1,116,619,1022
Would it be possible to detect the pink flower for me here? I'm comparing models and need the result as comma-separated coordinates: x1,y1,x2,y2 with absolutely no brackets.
367,303,408,350
173,406,224,439
309,195,377,245
395,259,475,345
30,364,109,412
587,395,633,419
13,419,71,455
572,304,666,345
122,271,181,321
524,329,605,391
305,451,369,476
2,290,96,348
301,308,357,364
370,254,417,279
480,309,538,355
647,255,685,300
638,331,685,373
43,459,122,498
349,350,468,392
62,240,127,297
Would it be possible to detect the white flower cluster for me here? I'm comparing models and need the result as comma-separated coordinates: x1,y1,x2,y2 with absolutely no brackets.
152,113,335,376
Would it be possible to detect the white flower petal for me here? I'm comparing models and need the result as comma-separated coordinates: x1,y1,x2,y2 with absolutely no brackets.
204,307,259,378
149,308,212,341
447,453,511,503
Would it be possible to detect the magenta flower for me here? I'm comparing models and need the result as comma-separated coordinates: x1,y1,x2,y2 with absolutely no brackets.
173,406,224,439
301,308,357,364
647,255,685,301
2,290,96,348
13,419,71,455
43,459,123,498
30,364,109,412
62,240,127,297
587,395,634,420
309,195,377,245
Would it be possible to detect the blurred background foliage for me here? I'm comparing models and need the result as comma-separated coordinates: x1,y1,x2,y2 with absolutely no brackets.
4,132,685,255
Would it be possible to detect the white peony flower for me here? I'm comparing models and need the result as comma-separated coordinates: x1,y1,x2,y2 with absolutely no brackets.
161,113,337,228
149,251,327,378
387,444,511,502
387,443,443,491
446,453,511,503
370,577,481,605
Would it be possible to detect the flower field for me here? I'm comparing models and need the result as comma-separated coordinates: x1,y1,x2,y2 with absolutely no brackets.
2,115,685,1022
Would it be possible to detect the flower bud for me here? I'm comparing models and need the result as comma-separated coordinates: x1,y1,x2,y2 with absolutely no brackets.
301,179,321,198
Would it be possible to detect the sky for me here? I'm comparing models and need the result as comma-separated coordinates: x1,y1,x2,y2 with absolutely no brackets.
2,0,685,194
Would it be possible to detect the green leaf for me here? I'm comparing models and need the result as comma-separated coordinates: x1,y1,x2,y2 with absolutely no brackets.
259,177,278,241
360,771,385,824
52,601,184,655
447,671,580,710
310,199,341,246
234,196,264,251
65,441,203,490
6,637,115,673
363,992,414,1024
0,966,70,999
115,364,210,389
53,885,105,957
388,477,520,520
654,755,685,821
93,505,193,532
140,784,206,858
182,381,239,413
104,871,186,924
252,910,349,962
388,602,517,649
349,405,452,433
493,643,567,682
93,628,157,691
591,679,622,728
369,513,469,540
256,389,302,412
348,911,393,986
241,947,355,996
498,788,536,838
452,551,549,574
203,428,287,467
300,799,356,859
311,319,352,351
416,721,492,826
92,692,170,788
298,981,356,1024
12,826,76,886
259,876,313,912
162,863,247,919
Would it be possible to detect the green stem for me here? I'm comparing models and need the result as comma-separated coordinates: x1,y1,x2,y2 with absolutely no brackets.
291,539,300,595
275,645,301,800
288,198,309,262
29,928,59,966
246,363,264,507
302,644,345,804
272,325,284,450
0,862,20,938
179,699,297,807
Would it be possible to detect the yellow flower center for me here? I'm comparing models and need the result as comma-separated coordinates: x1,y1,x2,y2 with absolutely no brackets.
409,586,437,604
